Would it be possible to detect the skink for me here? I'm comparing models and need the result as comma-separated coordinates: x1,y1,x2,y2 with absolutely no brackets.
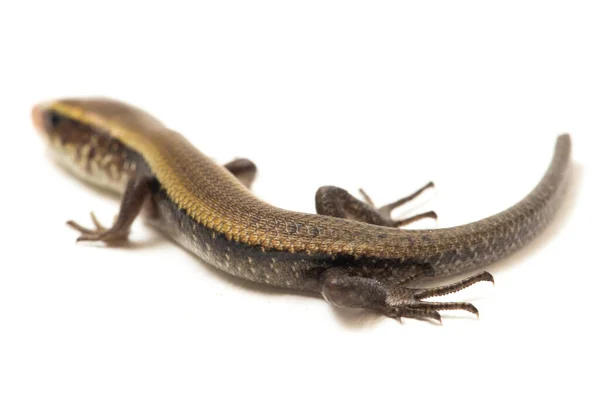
31,98,571,322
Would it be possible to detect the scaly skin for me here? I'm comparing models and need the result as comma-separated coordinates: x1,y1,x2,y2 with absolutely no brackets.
32,98,571,322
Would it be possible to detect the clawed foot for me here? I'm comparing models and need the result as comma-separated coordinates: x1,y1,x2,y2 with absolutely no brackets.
383,272,495,323
322,267,495,324
67,212,129,243
359,181,437,227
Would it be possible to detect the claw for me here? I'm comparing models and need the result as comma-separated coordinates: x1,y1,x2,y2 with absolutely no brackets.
67,212,108,235
358,188,376,207
420,309,443,324
76,233,96,243
360,182,436,228
66,212,127,244
387,307,443,324
410,301,479,316
394,211,438,227
385,271,493,322
414,272,494,299
75,230,128,244
66,220,95,235
378,181,434,218
386,301,479,322
90,212,107,231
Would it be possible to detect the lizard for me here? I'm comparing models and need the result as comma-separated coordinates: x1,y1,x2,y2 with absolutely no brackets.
31,97,572,322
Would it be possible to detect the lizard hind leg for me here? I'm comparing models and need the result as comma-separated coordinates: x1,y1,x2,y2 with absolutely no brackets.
315,182,436,228
224,158,258,189
320,267,494,323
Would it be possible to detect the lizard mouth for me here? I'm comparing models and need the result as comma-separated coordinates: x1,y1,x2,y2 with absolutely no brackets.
31,101,55,137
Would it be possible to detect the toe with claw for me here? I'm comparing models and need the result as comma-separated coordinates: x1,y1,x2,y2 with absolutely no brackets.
384,272,495,322
359,181,437,227
67,212,129,243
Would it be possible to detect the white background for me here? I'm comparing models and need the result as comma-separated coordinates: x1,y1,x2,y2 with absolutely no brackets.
1,1,598,399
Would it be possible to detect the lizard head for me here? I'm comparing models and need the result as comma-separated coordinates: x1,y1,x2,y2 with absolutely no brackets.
31,99,136,192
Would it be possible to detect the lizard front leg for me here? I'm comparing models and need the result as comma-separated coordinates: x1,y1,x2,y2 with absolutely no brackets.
67,176,154,244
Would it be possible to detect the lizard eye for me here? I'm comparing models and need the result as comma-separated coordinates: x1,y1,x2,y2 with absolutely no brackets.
44,111,63,131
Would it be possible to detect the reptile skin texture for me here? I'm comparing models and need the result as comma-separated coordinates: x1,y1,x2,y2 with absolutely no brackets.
32,97,571,321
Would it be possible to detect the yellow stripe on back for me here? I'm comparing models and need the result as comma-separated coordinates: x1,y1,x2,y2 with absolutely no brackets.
49,98,261,245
